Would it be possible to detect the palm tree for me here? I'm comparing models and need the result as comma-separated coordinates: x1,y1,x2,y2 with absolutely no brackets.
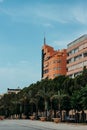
63,77,74,96
80,85,87,110
18,91,30,119
29,97,39,119
50,90,66,120
71,90,82,123
61,95,71,118
37,87,49,118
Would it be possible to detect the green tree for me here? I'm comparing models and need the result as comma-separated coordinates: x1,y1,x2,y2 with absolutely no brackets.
61,95,71,117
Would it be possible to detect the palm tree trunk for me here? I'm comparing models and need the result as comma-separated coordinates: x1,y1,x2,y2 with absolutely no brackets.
54,110,56,118
35,104,38,120
45,100,48,118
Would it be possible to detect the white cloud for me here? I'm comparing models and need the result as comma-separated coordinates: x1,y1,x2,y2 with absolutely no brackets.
42,23,53,28
51,40,68,50
51,37,79,49
1,2,87,25
71,4,87,24
0,3,78,24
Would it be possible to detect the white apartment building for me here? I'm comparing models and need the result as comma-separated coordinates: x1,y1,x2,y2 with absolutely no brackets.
67,34,87,78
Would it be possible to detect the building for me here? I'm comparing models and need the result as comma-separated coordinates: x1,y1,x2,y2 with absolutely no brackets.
67,34,87,78
7,87,21,94
41,38,67,79
0,94,3,99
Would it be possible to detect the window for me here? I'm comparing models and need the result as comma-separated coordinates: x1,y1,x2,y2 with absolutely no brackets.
74,48,78,53
57,60,61,63
53,67,61,70
83,52,87,57
74,54,82,61
53,74,61,77
43,69,49,74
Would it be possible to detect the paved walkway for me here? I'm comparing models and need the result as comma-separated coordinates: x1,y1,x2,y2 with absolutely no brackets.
21,119,87,130
0,119,87,130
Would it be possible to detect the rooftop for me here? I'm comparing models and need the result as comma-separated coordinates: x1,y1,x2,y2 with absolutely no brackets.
67,34,87,48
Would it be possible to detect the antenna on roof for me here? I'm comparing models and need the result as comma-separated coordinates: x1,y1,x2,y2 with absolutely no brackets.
44,32,46,45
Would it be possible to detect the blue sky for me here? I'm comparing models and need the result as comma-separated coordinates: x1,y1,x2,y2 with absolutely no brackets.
0,0,87,93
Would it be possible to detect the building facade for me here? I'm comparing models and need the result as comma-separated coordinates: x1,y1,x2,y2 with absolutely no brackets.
41,39,67,79
7,88,21,94
67,34,87,78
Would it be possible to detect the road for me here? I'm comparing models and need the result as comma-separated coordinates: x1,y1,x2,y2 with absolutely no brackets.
0,119,87,130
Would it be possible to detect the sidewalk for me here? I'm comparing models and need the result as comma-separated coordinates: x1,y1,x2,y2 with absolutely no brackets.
1,119,87,130
15,119,87,130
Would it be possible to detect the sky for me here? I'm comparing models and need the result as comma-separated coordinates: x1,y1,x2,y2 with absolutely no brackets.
0,0,87,93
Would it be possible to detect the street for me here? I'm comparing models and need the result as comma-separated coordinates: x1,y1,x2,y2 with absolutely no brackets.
0,119,87,130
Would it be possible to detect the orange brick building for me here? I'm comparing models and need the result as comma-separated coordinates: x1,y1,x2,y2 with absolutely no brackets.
41,38,67,79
